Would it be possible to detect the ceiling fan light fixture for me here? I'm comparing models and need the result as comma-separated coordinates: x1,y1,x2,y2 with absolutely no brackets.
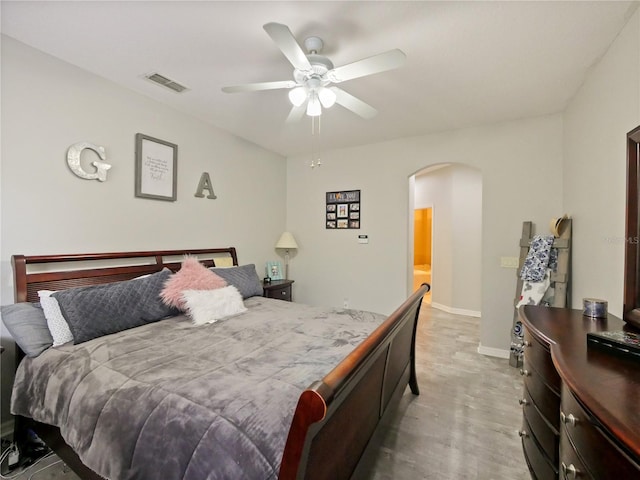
288,86,308,107
307,93,322,116
222,23,406,121
318,87,336,108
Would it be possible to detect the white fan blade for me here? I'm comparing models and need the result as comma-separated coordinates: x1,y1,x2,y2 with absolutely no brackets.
263,23,312,72
222,80,297,93
285,104,306,123
328,49,406,83
331,87,377,119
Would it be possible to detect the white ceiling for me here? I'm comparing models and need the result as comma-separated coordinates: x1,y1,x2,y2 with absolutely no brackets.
2,1,638,157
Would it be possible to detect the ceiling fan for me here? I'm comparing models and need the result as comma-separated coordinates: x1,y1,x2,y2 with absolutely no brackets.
221,22,406,122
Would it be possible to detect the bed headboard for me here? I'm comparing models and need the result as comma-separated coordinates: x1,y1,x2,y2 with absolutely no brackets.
12,247,238,303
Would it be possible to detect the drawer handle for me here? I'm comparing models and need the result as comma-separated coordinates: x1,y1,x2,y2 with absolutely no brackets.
517,430,528,438
519,369,531,377
518,398,529,406
560,411,578,427
561,462,580,479
523,340,532,347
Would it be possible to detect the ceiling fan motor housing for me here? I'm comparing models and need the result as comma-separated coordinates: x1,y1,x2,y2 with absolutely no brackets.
294,53,334,86
304,36,324,54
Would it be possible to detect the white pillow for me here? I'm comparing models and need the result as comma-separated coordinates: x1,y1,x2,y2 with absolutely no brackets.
181,286,247,326
38,290,74,346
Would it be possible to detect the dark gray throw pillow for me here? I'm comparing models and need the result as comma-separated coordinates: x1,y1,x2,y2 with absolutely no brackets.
52,268,176,344
1,302,53,357
211,264,263,299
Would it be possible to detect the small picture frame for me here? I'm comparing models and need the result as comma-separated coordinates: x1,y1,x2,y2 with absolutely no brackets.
135,133,178,201
266,261,283,280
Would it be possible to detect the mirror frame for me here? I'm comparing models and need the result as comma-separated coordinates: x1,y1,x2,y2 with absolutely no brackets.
623,125,640,329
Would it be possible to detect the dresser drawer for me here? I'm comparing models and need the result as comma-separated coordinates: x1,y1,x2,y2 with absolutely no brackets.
522,415,558,480
524,364,560,431
561,383,640,479
523,329,560,394
559,431,593,480
523,384,559,464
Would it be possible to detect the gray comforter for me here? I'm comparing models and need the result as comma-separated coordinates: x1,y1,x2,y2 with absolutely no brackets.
11,297,386,480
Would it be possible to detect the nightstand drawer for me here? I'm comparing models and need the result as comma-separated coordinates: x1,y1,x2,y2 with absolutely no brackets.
262,279,294,302
266,286,291,301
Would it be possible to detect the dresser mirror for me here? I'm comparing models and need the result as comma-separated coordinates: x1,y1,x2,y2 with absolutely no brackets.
623,125,640,329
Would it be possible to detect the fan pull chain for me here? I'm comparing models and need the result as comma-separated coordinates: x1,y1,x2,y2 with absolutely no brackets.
317,116,322,167
310,116,316,168
310,115,322,169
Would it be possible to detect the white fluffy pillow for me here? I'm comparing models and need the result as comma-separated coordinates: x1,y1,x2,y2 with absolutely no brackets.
181,286,247,326
38,290,74,346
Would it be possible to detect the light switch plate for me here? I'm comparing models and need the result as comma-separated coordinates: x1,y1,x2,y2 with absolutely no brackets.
500,257,520,269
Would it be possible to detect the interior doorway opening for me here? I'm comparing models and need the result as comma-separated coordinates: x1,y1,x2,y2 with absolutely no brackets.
414,207,432,303
410,163,482,316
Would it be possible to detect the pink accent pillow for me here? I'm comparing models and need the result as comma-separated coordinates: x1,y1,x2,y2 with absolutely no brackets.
161,257,227,310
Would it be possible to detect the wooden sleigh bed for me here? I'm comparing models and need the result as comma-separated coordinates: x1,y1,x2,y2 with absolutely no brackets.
8,247,430,480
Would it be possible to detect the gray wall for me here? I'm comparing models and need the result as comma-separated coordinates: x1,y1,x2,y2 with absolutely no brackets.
0,37,287,429
285,114,564,357
563,10,640,315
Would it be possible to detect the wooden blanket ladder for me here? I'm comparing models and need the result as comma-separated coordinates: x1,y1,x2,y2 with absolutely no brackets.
509,219,572,367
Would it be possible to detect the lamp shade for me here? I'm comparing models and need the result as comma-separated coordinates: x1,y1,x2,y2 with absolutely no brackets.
275,232,298,250
318,87,336,108
306,93,321,117
288,87,307,107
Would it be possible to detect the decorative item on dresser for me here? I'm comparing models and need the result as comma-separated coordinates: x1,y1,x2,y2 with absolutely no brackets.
518,305,640,480
263,279,294,302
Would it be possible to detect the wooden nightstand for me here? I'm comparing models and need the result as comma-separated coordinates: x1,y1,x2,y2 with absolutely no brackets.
263,279,294,302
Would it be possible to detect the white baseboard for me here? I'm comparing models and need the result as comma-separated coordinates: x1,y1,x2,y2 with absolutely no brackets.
477,344,511,359
431,302,481,318
0,419,14,440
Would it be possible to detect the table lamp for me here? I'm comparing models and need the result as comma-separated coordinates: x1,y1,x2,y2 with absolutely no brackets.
275,232,298,279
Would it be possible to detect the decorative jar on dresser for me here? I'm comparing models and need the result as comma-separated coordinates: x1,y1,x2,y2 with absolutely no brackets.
518,305,640,480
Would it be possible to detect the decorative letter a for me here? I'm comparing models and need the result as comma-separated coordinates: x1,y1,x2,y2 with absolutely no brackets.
194,172,217,199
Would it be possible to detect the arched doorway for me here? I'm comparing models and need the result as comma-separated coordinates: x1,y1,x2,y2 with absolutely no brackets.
410,163,482,316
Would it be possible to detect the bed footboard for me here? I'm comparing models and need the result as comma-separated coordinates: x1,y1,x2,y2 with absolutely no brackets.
279,283,430,480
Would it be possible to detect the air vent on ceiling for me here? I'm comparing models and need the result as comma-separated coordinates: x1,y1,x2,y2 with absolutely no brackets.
144,72,189,93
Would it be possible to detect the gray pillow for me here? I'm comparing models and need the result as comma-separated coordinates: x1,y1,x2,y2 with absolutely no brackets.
1,302,53,357
53,268,177,344
211,264,263,299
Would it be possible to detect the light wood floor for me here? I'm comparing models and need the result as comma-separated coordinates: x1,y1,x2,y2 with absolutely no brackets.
9,304,528,480
357,304,529,479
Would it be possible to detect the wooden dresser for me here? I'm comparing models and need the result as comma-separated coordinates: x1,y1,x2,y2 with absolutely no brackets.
519,305,640,480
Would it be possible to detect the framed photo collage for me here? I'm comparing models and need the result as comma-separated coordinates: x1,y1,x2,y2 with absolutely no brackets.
326,190,360,229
